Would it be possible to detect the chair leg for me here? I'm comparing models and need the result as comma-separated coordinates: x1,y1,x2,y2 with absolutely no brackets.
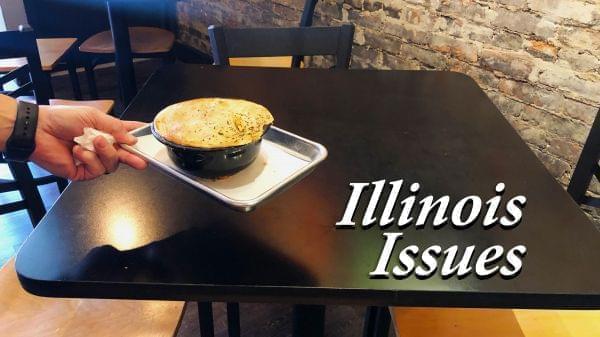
7,162,46,226
162,50,177,66
67,50,82,100
226,302,241,337
363,306,378,337
45,73,55,99
363,306,391,337
292,304,325,337
197,302,214,337
16,73,29,91
84,57,99,99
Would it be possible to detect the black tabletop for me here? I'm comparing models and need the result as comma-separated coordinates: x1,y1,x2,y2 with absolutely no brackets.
17,65,600,308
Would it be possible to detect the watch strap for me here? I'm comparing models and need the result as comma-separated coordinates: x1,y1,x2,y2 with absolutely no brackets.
4,100,38,162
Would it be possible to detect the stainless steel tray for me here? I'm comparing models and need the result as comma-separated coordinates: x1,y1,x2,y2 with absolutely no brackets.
123,124,328,211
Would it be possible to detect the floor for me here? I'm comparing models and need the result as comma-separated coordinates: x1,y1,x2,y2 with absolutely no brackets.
1,60,389,336
0,164,61,266
179,302,377,337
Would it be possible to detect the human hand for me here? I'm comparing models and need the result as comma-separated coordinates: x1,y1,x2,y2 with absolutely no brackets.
30,105,148,181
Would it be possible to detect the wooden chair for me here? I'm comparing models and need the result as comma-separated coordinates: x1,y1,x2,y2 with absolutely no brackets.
567,109,600,207
208,24,355,69
0,27,112,225
0,258,184,337
391,307,600,337
79,0,176,108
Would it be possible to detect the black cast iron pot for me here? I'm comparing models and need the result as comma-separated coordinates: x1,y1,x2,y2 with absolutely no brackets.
151,123,268,178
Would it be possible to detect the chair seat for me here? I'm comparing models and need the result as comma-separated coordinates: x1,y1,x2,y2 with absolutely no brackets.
229,56,303,68
392,307,600,337
0,258,184,336
79,27,175,54
0,38,77,72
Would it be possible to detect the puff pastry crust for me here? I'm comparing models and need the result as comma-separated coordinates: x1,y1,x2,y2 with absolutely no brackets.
154,98,274,148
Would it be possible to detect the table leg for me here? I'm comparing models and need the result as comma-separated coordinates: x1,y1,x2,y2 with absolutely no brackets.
197,302,214,337
292,304,325,337
362,306,390,337
226,302,241,337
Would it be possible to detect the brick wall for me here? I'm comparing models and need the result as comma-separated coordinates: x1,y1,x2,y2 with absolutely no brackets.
177,0,600,214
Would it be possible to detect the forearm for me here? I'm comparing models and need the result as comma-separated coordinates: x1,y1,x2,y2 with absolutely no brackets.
0,95,17,151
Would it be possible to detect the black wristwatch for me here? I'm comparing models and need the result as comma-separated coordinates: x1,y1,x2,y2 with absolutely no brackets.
3,100,39,162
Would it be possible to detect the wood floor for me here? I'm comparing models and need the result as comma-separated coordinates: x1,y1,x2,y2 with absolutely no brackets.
1,61,384,336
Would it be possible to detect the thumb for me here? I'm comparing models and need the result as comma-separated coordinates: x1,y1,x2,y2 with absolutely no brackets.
91,113,138,145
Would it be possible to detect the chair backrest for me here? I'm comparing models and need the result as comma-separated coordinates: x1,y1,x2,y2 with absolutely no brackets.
208,24,355,69
105,0,176,107
567,109,600,207
23,0,108,40
23,0,174,40
0,27,50,105
0,27,56,225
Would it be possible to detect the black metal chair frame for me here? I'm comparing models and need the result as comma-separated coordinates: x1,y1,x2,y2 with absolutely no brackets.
204,18,359,337
81,0,177,109
291,0,318,68
208,23,355,70
568,109,600,207
12,1,84,100
0,27,68,226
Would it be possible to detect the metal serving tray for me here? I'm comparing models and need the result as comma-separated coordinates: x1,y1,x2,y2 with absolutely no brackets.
123,124,328,212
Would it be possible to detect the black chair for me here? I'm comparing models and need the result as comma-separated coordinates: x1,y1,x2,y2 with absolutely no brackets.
79,0,177,109
0,27,68,226
208,24,355,69
206,22,355,337
292,0,319,68
568,109,600,207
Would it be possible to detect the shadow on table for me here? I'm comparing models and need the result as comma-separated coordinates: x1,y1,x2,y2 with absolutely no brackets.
64,226,316,287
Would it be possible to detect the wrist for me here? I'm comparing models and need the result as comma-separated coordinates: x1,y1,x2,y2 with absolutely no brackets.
0,95,17,151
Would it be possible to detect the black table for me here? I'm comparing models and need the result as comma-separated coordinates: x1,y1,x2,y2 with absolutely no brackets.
17,65,600,335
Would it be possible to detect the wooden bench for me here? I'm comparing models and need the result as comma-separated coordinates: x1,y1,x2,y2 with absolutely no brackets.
0,258,185,336
392,307,600,337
